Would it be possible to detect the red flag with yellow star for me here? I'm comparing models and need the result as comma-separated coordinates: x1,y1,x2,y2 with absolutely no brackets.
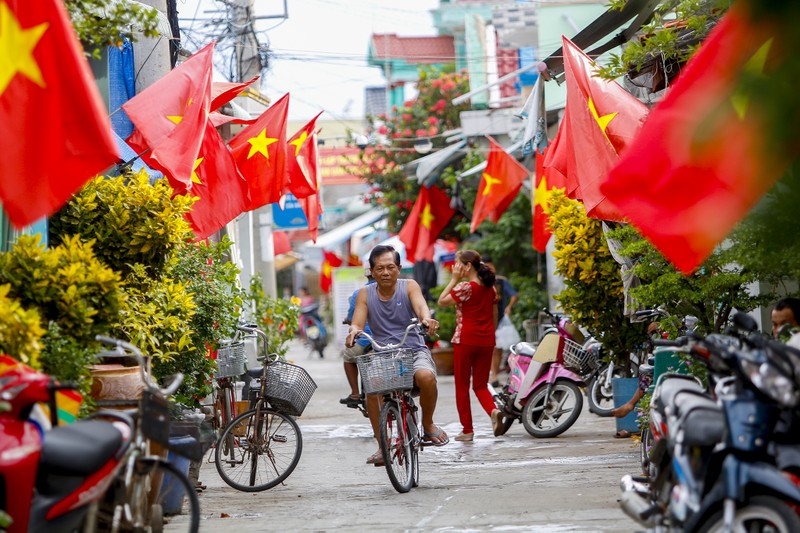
183,119,250,240
470,136,528,234
398,185,455,263
320,250,343,293
602,6,788,274
551,36,649,222
0,0,119,228
299,191,322,243
532,147,566,252
211,75,258,111
287,112,323,199
229,93,290,210
123,43,214,194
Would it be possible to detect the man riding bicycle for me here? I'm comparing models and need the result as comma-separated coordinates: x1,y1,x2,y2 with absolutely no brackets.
346,245,449,466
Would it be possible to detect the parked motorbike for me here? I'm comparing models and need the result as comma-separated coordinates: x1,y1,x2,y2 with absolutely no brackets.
300,303,328,358
619,313,800,531
491,311,592,438
0,356,132,533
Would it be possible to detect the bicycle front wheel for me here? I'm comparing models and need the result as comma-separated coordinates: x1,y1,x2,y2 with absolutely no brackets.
379,400,413,493
214,407,302,492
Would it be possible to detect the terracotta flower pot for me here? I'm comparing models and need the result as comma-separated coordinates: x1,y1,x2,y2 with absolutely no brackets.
431,347,454,376
89,364,146,404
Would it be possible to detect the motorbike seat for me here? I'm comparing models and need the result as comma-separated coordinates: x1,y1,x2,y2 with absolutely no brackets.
669,390,725,447
653,376,704,417
39,420,124,477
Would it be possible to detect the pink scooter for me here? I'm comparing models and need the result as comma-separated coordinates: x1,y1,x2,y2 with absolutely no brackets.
492,312,590,437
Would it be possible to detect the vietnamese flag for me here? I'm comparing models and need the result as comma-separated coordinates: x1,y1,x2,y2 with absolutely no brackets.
229,93,290,210
398,185,455,263
320,250,342,293
470,136,528,233
296,130,323,242
183,119,250,241
287,112,323,199
532,147,566,252
299,191,322,243
0,0,119,228
543,105,582,202
123,43,214,194
211,75,258,111
556,36,649,222
602,6,788,274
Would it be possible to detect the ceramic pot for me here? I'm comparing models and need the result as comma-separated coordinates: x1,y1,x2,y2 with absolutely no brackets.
431,347,455,376
89,364,146,403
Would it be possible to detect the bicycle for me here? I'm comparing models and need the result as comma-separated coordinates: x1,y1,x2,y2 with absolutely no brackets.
207,336,247,466
88,335,201,533
213,324,317,492
354,319,434,494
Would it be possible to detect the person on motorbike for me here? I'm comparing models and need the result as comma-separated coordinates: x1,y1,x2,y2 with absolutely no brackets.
611,321,662,427
771,297,800,341
340,268,376,407
346,245,447,466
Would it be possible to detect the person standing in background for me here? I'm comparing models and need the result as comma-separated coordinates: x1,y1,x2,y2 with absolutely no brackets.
437,250,505,440
483,256,518,387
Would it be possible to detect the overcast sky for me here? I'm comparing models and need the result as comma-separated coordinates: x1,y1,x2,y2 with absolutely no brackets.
177,0,439,122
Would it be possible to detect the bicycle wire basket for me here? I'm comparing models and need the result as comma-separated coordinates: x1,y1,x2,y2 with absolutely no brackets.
356,348,415,395
214,340,246,378
561,338,596,375
262,361,317,417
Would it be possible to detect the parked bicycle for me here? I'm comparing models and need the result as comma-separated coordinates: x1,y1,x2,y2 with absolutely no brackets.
208,336,247,467
213,324,317,492
89,335,201,533
354,319,437,493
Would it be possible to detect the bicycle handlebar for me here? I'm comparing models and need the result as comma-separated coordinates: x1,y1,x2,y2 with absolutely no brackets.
354,319,426,352
95,335,183,397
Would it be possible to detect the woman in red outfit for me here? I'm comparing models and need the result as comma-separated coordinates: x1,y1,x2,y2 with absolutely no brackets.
437,250,504,441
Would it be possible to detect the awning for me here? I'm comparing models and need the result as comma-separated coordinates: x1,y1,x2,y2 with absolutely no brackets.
458,139,524,179
275,252,301,271
402,140,467,187
305,208,387,249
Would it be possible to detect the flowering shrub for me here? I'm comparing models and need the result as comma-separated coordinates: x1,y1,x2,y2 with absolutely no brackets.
357,66,471,231
546,190,646,368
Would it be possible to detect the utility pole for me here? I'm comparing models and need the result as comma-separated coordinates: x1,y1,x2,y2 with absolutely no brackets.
229,0,278,298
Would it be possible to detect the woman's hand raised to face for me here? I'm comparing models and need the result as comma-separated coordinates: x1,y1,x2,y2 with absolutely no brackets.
452,262,465,280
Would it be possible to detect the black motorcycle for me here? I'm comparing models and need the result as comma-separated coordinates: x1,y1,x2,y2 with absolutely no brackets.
620,313,800,531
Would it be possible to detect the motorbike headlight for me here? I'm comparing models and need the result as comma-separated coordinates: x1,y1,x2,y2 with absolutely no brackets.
743,359,799,408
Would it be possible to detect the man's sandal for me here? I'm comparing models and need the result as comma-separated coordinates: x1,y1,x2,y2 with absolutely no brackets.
366,450,385,466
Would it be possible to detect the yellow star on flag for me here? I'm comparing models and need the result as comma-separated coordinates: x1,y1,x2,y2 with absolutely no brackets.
731,38,772,119
191,157,204,184
247,128,278,160
322,262,331,278
0,3,48,96
480,172,502,196
166,97,194,125
533,175,550,210
419,204,434,229
289,130,308,156
588,96,617,142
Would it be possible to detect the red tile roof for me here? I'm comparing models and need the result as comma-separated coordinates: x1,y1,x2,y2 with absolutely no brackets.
371,34,455,64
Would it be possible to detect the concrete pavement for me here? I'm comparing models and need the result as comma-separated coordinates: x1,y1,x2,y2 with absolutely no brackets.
166,338,642,532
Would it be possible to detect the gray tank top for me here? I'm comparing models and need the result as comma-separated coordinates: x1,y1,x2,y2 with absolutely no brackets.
365,279,426,350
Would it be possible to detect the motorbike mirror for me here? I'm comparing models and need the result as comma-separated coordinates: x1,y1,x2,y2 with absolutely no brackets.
732,312,758,333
